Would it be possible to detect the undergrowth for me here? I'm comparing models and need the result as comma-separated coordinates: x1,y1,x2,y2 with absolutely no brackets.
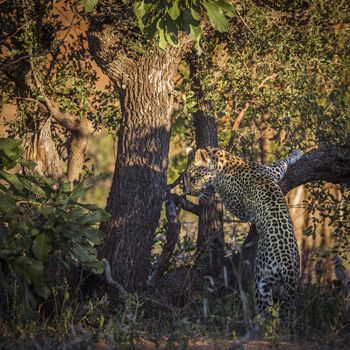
1,280,349,349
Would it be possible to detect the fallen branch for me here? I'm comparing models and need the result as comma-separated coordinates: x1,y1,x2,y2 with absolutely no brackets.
149,196,181,284
102,258,127,295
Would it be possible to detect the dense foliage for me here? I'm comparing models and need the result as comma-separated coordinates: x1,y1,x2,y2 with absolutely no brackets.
0,0,349,346
0,138,109,320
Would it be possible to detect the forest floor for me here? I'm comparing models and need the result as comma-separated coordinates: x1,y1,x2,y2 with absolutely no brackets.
95,337,349,350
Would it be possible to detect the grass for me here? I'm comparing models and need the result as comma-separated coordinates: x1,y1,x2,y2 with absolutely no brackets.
1,278,349,350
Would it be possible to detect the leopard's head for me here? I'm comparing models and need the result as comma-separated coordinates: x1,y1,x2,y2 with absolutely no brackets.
183,148,216,196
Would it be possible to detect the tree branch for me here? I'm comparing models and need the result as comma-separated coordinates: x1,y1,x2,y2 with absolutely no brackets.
31,70,93,183
279,146,350,193
172,194,201,216
87,24,136,85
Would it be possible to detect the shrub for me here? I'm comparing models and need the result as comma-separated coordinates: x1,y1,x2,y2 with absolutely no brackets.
0,138,109,320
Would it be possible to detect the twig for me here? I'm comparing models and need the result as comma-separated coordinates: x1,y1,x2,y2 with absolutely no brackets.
232,101,250,131
257,73,278,89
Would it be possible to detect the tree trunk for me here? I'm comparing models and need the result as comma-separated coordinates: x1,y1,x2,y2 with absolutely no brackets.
102,61,173,291
194,110,225,275
88,25,193,291
190,54,225,275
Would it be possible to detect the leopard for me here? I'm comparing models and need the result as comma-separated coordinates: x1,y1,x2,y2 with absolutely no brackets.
183,147,302,328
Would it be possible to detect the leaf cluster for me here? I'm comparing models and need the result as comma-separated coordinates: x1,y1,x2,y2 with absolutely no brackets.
0,138,110,320
133,0,235,52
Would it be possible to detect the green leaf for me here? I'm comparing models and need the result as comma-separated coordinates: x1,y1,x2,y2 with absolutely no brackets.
168,0,180,20
15,256,44,279
72,243,96,263
203,1,229,32
32,233,52,260
20,160,37,170
0,171,24,191
133,1,154,30
181,8,200,34
87,260,104,274
191,7,201,21
81,0,98,13
18,175,46,197
0,192,17,213
157,19,167,50
190,24,202,55
165,17,179,48
144,19,158,40
218,0,235,17
0,138,21,169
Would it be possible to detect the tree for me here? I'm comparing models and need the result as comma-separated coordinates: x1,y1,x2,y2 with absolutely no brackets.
86,0,236,291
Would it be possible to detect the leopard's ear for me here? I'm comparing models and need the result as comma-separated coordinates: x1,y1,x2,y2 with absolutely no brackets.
194,149,211,167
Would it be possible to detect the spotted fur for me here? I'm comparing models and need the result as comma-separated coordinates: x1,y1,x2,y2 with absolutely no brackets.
184,147,301,325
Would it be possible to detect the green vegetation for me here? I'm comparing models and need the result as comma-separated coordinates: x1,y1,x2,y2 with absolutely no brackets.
0,138,109,320
1,0,350,348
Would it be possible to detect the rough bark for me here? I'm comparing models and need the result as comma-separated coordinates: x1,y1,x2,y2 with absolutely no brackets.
190,58,225,275
88,24,194,291
150,195,181,284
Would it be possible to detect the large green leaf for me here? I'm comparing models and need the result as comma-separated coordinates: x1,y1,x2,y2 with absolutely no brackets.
32,233,52,260
168,0,180,20
72,243,96,263
0,138,21,169
0,170,24,191
203,1,229,32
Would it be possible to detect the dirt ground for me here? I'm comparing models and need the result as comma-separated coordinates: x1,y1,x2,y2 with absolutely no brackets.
95,337,350,350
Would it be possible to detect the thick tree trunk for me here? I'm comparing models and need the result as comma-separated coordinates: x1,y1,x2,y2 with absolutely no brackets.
102,59,174,291
88,25,194,291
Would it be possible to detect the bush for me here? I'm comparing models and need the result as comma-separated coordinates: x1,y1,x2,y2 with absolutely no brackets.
0,138,109,320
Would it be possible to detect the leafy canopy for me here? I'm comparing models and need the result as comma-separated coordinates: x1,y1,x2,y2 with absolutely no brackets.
83,0,236,52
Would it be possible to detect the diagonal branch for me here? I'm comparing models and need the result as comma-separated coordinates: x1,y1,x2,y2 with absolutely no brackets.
31,69,93,183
